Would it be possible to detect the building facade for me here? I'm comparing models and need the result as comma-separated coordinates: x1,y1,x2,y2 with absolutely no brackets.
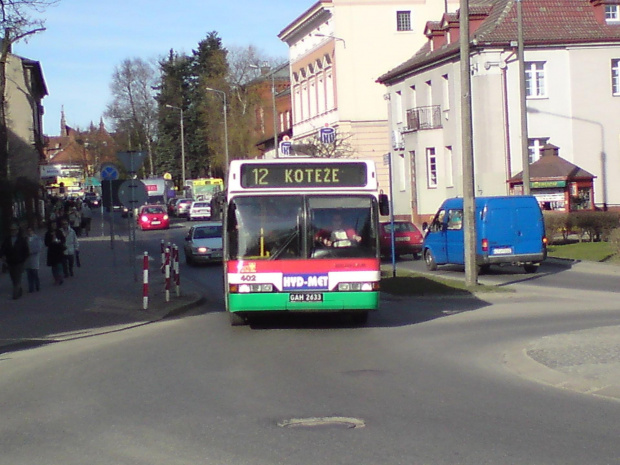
378,0,620,224
278,0,460,193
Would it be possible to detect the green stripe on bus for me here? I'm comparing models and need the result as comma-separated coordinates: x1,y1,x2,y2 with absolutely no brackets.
228,292,379,313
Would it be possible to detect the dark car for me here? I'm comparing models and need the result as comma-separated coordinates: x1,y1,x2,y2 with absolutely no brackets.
83,192,100,208
379,220,424,259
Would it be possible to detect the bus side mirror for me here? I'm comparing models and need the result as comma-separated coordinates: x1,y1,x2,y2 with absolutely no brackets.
379,194,390,216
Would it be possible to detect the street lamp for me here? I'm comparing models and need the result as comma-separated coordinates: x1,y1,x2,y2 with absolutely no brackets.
165,104,186,188
250,62,279,158
205,87,230,173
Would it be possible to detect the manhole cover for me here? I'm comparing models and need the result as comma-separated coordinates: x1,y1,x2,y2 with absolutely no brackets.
278,417,365,429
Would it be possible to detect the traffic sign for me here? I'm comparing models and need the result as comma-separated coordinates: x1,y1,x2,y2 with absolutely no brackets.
100,163,119,181
118,179,148,208
117,151,146,174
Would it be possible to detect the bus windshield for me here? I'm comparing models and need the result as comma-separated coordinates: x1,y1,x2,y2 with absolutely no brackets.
226,195,377,260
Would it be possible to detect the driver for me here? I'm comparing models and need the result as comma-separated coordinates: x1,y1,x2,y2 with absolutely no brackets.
315,213,361,248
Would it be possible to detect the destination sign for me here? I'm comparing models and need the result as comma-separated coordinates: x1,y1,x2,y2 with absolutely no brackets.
240,162,368,188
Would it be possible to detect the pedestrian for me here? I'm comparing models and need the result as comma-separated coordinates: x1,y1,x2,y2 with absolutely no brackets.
44,221,65,285
79,202,92,237
68,206,81,237
60,220,79,278
25,227,42,293
0,223,30,299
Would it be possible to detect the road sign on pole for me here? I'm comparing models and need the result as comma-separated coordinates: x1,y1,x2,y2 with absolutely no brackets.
117,151,146,175
118,179,148,209
100,163,119,181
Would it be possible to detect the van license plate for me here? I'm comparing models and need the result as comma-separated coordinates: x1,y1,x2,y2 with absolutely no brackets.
289,293,323,302
493,247,512,255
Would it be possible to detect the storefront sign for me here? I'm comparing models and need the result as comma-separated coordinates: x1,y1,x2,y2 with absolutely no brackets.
531,181,566,188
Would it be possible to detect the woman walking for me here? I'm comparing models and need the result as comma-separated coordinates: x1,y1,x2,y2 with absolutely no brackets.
44,221,65,285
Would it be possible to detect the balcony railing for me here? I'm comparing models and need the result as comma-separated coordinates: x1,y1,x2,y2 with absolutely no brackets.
405,105,442,132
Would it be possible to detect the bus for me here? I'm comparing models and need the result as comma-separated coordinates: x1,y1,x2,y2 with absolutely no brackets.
184,178,224,201
223,158,388,326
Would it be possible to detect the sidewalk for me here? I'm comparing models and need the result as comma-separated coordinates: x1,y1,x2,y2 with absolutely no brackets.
0,220,204,353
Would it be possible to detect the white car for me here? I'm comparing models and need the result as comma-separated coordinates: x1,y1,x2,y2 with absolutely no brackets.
183,222,223,265
188,201,211,221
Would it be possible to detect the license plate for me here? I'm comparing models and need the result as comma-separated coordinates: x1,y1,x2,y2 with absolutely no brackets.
211,252,222,258
395,237,410,242
289,293,324,302
152,221,161,225
492,247,512,255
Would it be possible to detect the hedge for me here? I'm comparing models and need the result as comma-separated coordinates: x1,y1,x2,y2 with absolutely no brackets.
543,211,620,244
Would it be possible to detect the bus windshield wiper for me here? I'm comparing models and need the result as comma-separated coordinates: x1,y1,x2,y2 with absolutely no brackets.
270,229,299,260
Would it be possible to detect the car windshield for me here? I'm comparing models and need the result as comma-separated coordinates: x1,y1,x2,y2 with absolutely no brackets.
383,222,417,233
194,225,222,239
144,207,164,214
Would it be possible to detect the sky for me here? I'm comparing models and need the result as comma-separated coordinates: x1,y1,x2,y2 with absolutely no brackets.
14,0,310,136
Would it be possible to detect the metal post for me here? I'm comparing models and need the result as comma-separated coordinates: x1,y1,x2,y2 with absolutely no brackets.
205,88,230,175
142,251,149,310
272,71,278,157
164,247,171,302
388,153,396,278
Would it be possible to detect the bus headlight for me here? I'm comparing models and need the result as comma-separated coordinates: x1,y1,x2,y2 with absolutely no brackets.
337,282,378,292
232,283,274,293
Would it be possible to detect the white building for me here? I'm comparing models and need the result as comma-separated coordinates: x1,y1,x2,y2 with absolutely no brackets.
278,0,460,193
378,0,620,224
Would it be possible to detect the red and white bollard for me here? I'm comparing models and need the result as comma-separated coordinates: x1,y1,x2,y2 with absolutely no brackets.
142,251,149,310
173,245,181,297
160,240,165,273
164,246,171,302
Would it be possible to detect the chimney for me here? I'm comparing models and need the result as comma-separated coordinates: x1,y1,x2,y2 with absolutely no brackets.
541,143,559,157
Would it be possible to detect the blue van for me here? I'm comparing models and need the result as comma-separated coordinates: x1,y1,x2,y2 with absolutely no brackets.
422,196,547,274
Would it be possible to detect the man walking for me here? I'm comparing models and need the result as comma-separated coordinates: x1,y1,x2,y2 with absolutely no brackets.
0,223,30,299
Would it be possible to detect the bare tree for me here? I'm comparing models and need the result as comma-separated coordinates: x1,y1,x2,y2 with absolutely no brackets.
294,131,356,158
105,57,158,176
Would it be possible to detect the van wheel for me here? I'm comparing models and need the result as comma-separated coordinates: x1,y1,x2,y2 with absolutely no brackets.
478,264,491,275
523,264,538,274
424,249,437,271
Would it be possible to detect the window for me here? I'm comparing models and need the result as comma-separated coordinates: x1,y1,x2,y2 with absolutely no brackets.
444,146,453,187
525,62,546,98
613,59,620,95
606,5,620,22
528,137,549,163
395,91,403,124
447,209,463,231
426,147,437,188
396,11,412,31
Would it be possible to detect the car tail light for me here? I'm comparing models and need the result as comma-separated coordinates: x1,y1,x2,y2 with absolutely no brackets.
542,236,548,248
481,238,489,252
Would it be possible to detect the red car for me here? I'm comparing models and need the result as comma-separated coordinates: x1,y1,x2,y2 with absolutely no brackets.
379,221,424,259
137,204,170,231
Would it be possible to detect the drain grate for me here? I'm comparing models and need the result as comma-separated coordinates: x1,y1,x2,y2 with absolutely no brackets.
278,416,365,429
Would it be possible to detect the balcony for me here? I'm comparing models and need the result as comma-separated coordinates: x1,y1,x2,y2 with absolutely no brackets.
405,105,442,132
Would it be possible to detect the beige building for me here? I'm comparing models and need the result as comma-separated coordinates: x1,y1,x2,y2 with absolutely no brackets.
378,0,620,223
278,0,459,193
1,51,47,227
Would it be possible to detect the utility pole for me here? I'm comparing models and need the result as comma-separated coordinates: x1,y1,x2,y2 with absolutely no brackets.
517,0,530,194
460,0,478,287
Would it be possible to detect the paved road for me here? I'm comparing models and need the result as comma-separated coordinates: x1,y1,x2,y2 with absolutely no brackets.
2,220,620,402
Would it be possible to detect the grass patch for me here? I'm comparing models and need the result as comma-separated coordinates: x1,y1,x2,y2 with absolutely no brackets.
381,269,506,296
547,241,619,263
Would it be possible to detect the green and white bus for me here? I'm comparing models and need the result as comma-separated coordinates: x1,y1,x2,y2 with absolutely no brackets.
223,158,387,326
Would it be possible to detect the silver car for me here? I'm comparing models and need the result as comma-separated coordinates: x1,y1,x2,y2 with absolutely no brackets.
183,222,223,265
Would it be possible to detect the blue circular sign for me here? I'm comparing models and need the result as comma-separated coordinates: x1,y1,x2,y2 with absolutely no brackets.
100,163,119,181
